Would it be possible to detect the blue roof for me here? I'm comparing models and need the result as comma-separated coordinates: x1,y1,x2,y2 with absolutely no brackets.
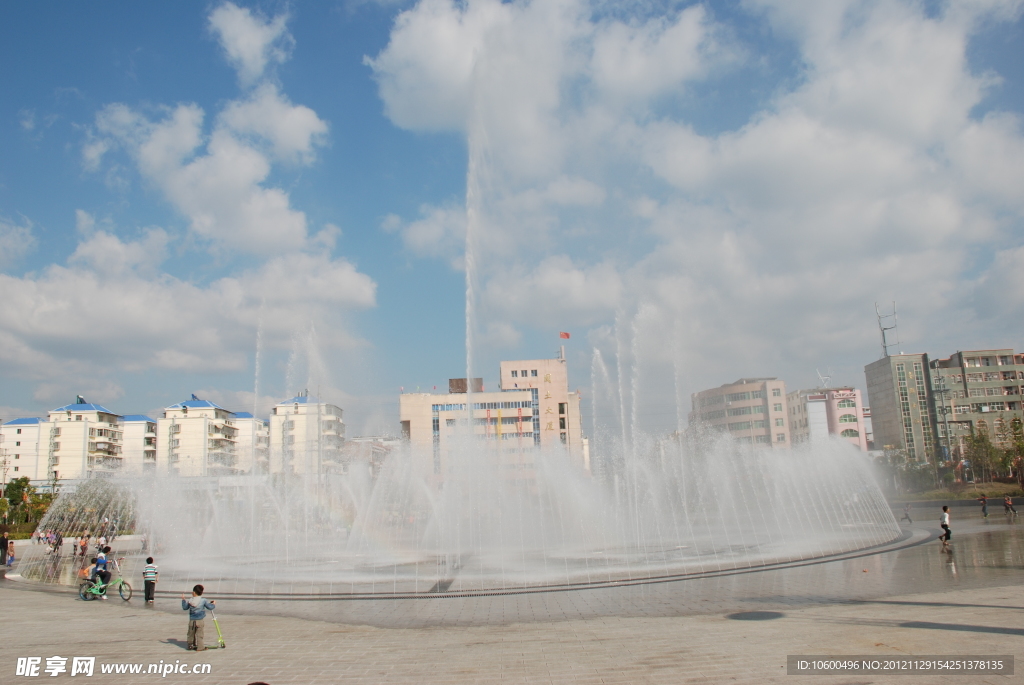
4,417,41,425
166,399,230,412
52,403,117,414
234,411,254,418
121,415,156,423
278,395,319,405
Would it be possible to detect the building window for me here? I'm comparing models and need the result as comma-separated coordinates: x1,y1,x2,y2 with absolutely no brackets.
16,428,21,434
755,435,770,443
772,388,781,397
76,415,82,421
775,418,784,427
776,433,786,442
727,392,751,402
837,399,856,408
558,403,567,415
753,420,766,429
511,370,518,378
15,441,19,447
840,429,859,438
838,413,858,423
13,467,18,472
773,403,783,412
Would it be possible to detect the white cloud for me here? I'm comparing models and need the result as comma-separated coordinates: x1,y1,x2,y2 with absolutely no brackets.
385,203,467,269
219,83,329,164
208,2,292,87
0,231,376,392
91,98,324,255
0,216,35,270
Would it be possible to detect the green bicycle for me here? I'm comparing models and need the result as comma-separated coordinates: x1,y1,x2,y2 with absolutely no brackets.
79,557,132,601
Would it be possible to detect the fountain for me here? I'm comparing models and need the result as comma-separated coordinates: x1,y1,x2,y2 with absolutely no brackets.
16,67,901,600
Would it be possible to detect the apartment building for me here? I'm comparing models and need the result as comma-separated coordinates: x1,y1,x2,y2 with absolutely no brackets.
787,387,868,450
928,349,1024,458
1,417,44,482
156,397,239,477
233,412,270,474
268,392,346,475
689,378,791,446
44,400,124,480
121,415,157,474
865,348,1024,462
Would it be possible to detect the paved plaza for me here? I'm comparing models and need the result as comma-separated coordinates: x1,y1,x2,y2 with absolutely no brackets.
2,511,1022,684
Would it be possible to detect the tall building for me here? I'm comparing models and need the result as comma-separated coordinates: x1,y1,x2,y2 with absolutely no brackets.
787,387,868,450
689,378,791,446
928,349,1024,459
398,351,588,480
233,412,270,474
865,348,1024,463
45,400,124,480
865,354,937,462
157,397,239,477
120,415,157,474
268,392,346,475
0,418,44,482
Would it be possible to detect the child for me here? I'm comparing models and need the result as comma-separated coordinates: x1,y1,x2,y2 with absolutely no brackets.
181,585,216,651
143,557,159,604
940,505,952,548
1004,496,1018,516
900,503,912,524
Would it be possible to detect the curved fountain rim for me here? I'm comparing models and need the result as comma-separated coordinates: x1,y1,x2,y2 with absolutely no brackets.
5,527,924,601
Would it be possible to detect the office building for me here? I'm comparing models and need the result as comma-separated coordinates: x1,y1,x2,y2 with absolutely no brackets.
689,378,791,446
399,351,588,480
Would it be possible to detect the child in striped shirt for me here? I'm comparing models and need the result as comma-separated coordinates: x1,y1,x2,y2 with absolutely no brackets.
143,557,159,604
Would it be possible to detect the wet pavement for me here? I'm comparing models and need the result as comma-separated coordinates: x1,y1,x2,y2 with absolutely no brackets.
2,507,1021,684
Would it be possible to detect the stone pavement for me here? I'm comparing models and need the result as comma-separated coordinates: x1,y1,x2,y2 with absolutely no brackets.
2,522,1022,684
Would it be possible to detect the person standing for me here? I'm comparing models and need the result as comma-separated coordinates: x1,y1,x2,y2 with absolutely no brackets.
143,557,158,604
181,585,216,651
0,532,9,566
977,493,988,518
940,506,952,548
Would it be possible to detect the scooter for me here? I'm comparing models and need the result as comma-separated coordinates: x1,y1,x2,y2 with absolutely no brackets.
209,611,226,649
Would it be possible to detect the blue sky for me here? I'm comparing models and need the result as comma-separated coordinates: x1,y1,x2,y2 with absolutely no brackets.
2,0,1023,437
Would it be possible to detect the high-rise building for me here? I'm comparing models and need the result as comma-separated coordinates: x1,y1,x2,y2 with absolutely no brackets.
120,415,158,474
689,378,791,446
268,392,345,475
865,354,937,462
787,387,868,450
156,397,239,477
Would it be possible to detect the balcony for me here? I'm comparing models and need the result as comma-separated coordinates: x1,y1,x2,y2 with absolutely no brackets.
88,456,123,471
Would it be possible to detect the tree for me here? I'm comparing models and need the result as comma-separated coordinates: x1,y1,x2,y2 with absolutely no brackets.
965,432,999,483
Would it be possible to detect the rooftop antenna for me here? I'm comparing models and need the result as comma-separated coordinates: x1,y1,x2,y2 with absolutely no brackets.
816,368,833,389
875,301,901,358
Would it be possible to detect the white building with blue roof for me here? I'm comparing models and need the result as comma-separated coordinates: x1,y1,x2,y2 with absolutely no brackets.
120,415,158,474
1,417,44,483
156,396,239,476
45,398,123,481
269,391,345,475
233,412,269,473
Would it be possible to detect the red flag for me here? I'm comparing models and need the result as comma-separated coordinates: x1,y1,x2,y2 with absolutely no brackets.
559,331,570,339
